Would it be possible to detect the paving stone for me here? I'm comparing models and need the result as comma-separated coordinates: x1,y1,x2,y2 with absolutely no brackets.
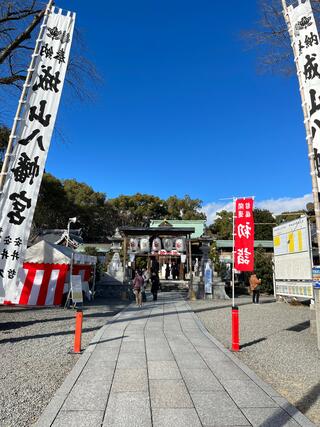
120,341,145,353
175,355,207,369
61,380,111,411
222,380,278,408
181,368,223,392
77,366,115,384
207,360,249,380
152,408,202,427
148,361,181,380
88,347,119,362
117,352,146,368
147,349,175,361
36,293,309,427
112,368,148,392
191,391,250,426
197,347,231,362
52,410,104,427
103,392,151,427
242,407,301,426
150,380,193,408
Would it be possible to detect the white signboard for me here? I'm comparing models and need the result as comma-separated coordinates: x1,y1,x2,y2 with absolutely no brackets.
273,216,313,298
0,8,75,303
287,1,320,201
71,275,83,304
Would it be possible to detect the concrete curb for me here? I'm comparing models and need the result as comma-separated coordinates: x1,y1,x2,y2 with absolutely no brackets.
187,301,316,427
34,302,132,427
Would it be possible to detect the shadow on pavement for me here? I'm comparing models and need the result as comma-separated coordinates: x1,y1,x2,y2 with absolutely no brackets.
0,326,101,344
261,383,320,427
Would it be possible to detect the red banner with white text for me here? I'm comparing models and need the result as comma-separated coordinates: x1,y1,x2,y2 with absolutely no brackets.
234,198,254,271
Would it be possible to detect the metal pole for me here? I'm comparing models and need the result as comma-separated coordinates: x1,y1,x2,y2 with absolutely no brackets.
282,0,320,258
67,221,70,247
0,0,54,193
92,263,96,300
232,197,236,307
188,236,196,300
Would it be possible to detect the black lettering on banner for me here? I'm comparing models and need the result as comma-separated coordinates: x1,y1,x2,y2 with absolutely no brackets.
305,32,319,48
29,100,52,127
304,54,320,80
40,43,53,59
314,148,320,178
32,65,61,93
309,89,320,116
7,191,32,226
18,129,45,151
0,269,3,278
312,119,320,139
7,269,16,279
47,27,70,44
3,236,12,245
1,249,9,259
11,251,19,261
14,237,22,247
299,40,305,55
54,48,66,64
12,153,40,185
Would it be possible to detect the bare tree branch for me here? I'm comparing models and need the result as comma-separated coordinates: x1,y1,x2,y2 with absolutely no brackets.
0,7,44,64
243,0,320,75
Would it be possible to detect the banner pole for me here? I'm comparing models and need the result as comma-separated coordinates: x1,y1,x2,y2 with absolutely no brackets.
0,0,54,194
232,197,236,307
282,0,320,259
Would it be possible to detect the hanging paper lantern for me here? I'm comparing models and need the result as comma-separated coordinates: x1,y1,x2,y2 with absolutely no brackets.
140,238,150,253
152,237,161,252
163,238,173,251
175,238,185,252
129,238,139,252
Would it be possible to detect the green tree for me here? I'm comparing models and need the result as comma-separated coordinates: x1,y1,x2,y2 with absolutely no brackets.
110,193,168,227
209,210,233,240
254,246,274,294
33,173,71,230
166,195,206,220
62,180,120,242
63,179,106,207
254,209,275,240
33,174,120,243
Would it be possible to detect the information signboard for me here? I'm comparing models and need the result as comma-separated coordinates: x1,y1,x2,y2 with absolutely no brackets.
273,216,313,299
312,266,320,289
71,275,83,304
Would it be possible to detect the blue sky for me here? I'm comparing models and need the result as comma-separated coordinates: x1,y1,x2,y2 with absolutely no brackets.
3,1,314,220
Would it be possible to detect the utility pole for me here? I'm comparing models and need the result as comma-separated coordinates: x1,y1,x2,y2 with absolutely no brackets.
282,0,320,258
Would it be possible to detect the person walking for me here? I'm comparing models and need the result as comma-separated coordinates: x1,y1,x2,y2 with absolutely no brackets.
133,270,144,307
151,272,160,301
249,272,261,304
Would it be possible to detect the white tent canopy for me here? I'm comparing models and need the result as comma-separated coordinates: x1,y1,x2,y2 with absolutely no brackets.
25,241,97,265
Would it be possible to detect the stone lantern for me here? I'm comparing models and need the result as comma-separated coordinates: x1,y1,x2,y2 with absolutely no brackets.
108,228,124,282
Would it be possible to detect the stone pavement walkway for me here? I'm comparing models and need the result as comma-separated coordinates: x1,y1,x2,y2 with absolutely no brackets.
35,292,315,427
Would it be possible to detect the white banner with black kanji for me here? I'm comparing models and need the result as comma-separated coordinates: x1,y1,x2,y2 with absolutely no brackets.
288,1,320,199
0,8,75,303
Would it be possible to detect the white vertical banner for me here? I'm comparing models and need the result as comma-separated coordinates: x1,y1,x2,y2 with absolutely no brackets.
0,7,75,303
287,1,320,197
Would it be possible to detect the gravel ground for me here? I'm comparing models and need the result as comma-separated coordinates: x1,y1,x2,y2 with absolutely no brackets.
190,295,320,426
0,297,128,427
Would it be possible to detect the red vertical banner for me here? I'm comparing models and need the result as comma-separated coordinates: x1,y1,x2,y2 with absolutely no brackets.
234,198,254,271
